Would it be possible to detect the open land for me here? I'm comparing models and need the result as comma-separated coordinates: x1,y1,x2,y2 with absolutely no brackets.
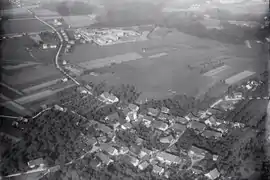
66,30,266,100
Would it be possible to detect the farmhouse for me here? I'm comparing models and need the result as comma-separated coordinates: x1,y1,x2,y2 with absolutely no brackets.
156,152,182,165
138,161,149,170
100,144,118,156
205,168,220,180
158,113,169,121
152,120,169,131
175,116,189,124
160,135,174,144
201,130,222,139
96,152,113,165
147,107,159,117
152,165,164,175
187,121,206,133
161,106,170,114
171,123,187,134
188,145,208,160
105,112,120,121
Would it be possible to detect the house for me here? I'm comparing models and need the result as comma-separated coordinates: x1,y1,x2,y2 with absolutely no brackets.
139,148,152,158
185,113,200,121
90,159,101,169
215,124,229,134
188,146,208,160
147,108,159,117
100,143,118,156
212,154,219,161
171,123,187,134
201,130,222,139
97,123,113,135
126,112,137,122
142,115,155,127
97,136,107,143
156,152,182,165
206,108,220,116
152,121,169,131
105,112,119,121
129,145,141,156
204,116,222,127
121,122,133,130
175,116,189,125
122,107,131,116
138,161,149,170
27,158,45,169
100,92,119,103
205,168,220,180
158,113,169,121
160,135,175,144
124,155,139,167
164,170,171,179
152,165,164,175
85,137,97,146
161,107,170,114
108,121,120,130
118,146,129,154
128,103,139,112
187,121,206,133
96,152,113,165
136,137,144,145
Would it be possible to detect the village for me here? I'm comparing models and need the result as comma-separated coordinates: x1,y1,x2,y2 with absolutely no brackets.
22,75,265,180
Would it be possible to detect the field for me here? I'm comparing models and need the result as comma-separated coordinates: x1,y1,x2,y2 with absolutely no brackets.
2,19,52,34
69,29,265,100
1,36,62,100
63,15,97,28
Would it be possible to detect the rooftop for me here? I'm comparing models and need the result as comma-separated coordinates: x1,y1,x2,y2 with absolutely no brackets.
147,107,159,117
152,120,169,131
188,121,206,132
171,123,187,133
201,130,222,139
158,113,169,121
189,145,208,157
205,168,220,180
161,106,170,114
175,116,189,124
96,152,113,165
156,151,182,164
105,112,120,121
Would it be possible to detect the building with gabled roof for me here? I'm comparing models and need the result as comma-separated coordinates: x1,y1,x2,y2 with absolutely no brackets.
175,116,189,124
187,121,206,133
160,135,175,144
128,103,139,112
90,158,101,169
97,136,107,143
156,152,182,165
188,145,208,160
121,122,133,130
147,107,159,117
185,113,199,121
152,120,168,131
161,106,170,114
100,143,118,156
122,107,131,116
201,130,222,139
105,112,120,121
171,123,187,134
126,111,137,122
139,147,152,158
138,161,149,170
215,124,229,134
123,155,139,167
142,115,155,127
129,144,141,156
158,113,169,121
96,152,113,165
97,123,113,135
119,146,129,154
204,116,222,127
205,168,220,180
152,165,164,175
27,158,45,169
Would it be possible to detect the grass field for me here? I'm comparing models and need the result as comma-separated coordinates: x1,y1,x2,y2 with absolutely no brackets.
73,29,265,100
2,19,51,34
